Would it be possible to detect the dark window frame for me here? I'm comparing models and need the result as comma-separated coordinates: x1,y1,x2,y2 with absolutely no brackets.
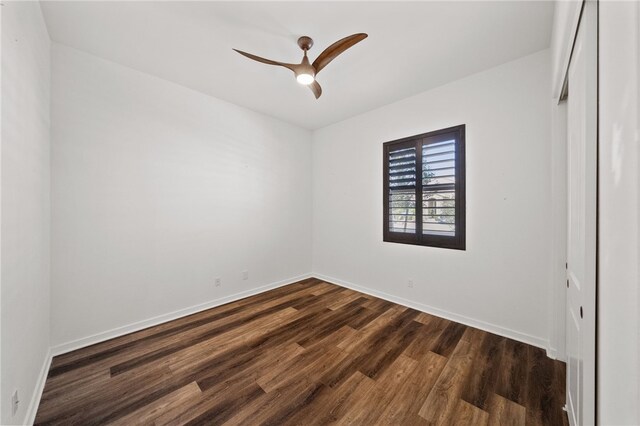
383,125,466,250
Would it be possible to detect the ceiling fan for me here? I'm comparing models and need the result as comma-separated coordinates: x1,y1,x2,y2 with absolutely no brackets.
233,33,368,99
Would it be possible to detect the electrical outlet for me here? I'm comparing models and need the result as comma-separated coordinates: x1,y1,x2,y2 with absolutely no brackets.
11,390,19,417
242,270,248,280
408,279,414,288
214,277,221,287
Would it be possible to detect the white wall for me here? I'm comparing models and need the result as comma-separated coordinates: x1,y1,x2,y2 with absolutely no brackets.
312,50,553,348
1,2,51,424
50,44,312,349
598,1,640,424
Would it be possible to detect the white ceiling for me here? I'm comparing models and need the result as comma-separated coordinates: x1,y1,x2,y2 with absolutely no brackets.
41,1,554,130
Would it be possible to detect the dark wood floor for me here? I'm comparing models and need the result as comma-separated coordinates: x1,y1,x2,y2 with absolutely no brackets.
35,278,568,425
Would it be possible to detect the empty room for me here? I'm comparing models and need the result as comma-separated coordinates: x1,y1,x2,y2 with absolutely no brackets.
2,0,639,425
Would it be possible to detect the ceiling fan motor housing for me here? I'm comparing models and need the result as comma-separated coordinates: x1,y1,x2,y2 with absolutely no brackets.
297,36,314,51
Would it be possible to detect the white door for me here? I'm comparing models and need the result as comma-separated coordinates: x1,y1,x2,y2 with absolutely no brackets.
566,1,597,425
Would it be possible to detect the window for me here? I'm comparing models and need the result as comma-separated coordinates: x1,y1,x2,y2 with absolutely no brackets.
383,125,466,250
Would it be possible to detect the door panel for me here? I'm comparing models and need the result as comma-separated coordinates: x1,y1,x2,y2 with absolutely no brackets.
566,1,597,425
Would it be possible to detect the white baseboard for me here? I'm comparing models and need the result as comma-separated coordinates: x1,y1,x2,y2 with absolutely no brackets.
313,273,551,352
51,273,312,356
546,345,567,361
24,348,52,425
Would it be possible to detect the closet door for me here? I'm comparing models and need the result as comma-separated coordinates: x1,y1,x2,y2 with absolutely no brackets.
565,1,597,425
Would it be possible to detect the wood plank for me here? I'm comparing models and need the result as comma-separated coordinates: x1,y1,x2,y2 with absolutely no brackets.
449,399,490,426
335,354,417,425
108,293,321,376
487,392,526,426
361,297,394,312
183,382,265,425
378,351,448,424
38,306,305,424
414,311,436,325
431,321,468,357
327,289,366,310
295,300,370,348
256,380,330,426
495,338,530,406
258,345,349,393
109,381,202,426
418,332,483,424
526,346,568,426
320,307,420,388
553,359,570,426
33,279,567,426
153,342,305,425
276,371,375,425
36,369,111,421
49,278,321,374
403,315,449,360
357,320,423,379
460,332,506,410
336,305,406,352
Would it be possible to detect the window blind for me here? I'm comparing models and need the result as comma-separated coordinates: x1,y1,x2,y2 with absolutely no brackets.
383,125,465,250
388,146,416,233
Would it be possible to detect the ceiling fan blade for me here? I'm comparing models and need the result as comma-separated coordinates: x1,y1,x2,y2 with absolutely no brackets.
309,80,322,99
312,33,368,74
232,49,298,72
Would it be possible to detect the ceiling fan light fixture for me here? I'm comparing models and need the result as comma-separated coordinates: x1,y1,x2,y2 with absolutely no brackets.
233,33,367,99
296,73,315,85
